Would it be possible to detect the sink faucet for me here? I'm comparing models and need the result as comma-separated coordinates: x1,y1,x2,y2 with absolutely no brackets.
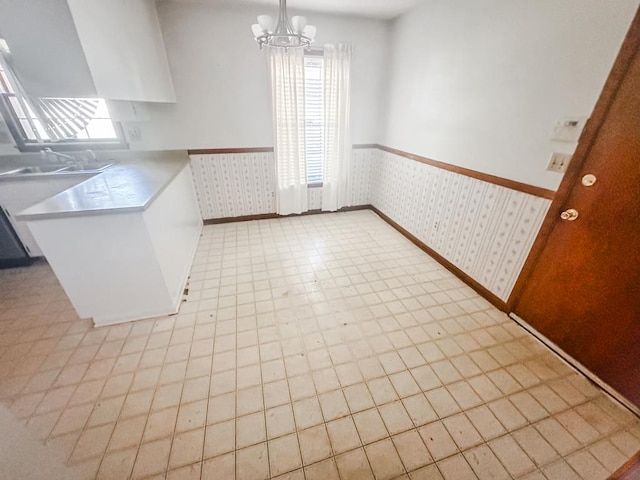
41,148,75,164
86,149,98,162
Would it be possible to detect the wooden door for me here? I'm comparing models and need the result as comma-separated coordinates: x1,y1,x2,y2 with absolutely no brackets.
512,10,640,409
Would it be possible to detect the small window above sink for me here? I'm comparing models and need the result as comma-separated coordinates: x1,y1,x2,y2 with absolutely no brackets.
0,39,127,152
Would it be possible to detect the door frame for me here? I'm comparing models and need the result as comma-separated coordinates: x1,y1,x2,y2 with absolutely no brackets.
507,6,640,311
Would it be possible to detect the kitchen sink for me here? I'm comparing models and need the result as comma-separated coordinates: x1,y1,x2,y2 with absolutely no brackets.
61,162,114,172
0,162,114,176
1,165,68,175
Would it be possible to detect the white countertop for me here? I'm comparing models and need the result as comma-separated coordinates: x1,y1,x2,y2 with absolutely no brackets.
16,158,189,220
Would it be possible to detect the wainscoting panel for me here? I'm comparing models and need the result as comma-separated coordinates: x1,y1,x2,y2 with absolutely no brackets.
370,149,551,301
189,152,276,219
350,148,376,206
189,148,377,219
308,187,322,210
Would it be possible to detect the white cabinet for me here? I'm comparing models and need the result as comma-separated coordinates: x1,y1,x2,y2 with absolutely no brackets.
67,0,176,103
0,0,175,102
0,0,96,98
0,175,91,256
24,164,202,326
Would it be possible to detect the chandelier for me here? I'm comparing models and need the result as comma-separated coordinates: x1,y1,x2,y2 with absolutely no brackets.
251,0,316,50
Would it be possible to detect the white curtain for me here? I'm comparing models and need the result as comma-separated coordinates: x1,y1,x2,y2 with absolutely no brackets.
268,47,308,215
322,44,352,212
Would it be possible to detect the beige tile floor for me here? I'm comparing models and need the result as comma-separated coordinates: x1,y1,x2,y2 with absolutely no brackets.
0,210,639,480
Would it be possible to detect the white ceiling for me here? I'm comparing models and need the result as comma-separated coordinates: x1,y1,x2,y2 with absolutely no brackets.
164,0,417,20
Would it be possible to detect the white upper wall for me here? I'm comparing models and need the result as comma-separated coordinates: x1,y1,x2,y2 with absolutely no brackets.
124,2,390,149
382,0,639,190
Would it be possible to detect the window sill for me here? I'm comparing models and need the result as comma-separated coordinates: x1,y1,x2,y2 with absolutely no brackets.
307,182,323,188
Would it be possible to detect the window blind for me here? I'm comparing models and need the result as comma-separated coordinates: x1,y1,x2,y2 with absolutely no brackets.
304,56,324,184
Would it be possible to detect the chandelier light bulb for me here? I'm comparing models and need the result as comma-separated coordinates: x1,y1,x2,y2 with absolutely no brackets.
257,15,274,33
303,25,316,41
291,16,307,34
251,23,264,38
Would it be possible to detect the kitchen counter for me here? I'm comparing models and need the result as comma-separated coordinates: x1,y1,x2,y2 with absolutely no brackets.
16,159,187,220
19,152,203,326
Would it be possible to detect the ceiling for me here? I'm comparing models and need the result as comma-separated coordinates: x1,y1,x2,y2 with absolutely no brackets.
163,0,418,20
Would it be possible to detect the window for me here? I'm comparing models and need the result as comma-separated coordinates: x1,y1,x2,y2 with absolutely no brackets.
304,55,324,185
0,43,125,152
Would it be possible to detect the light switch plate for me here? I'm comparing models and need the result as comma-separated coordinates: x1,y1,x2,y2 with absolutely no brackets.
551,117,588,142
547,152,572,173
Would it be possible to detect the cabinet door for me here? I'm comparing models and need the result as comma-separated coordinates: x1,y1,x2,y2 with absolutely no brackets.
67,0,176,102
0,0,174,102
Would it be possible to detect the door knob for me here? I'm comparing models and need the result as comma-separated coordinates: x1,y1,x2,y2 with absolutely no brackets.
560,208,579,221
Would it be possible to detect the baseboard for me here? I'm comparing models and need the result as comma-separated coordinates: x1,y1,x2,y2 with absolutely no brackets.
368,206,509,312
202,205,369,225
509,313,640,418
608,450,640,480
92,305,179,328
204,213,280,225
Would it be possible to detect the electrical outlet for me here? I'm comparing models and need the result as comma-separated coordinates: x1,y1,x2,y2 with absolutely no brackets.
547,152,572,173
128,126,142,142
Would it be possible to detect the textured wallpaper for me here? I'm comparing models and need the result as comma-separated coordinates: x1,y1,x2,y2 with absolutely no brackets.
189,149,375,219
189,152,276,219
369,149,551,302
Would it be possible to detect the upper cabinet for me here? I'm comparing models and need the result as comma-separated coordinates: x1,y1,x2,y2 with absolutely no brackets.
66,0,176,103
0,0,97,98
0,0,176,103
